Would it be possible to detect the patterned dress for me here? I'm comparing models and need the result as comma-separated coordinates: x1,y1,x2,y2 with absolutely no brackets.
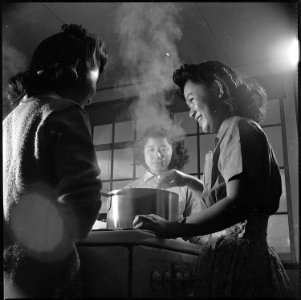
194,116,293,297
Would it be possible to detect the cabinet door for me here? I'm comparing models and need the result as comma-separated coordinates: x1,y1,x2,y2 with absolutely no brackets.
132,245,198,298
77,246,129,297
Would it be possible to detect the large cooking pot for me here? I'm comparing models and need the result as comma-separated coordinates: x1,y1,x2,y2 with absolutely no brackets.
104,188,179,230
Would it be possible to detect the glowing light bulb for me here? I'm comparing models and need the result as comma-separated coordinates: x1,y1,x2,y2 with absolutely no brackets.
288,38,299,68
270,37,299,71
89,68,99,81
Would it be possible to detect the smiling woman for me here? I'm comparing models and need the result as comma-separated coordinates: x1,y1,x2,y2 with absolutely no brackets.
133,60,294,297
174,61,267,134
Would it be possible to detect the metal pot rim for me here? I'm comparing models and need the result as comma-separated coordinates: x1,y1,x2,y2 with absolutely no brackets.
108,188,179,197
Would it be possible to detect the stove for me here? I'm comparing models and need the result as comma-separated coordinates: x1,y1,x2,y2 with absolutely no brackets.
76,229,202,298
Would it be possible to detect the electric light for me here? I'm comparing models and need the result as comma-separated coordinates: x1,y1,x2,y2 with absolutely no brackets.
273,37,299,70
288,38,299,68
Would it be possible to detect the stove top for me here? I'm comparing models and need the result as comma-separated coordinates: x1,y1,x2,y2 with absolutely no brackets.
77,228,202,255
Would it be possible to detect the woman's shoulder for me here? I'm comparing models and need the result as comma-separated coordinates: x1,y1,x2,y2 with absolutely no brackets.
228,118,269,173
223,116,262,132
236,118,267,147
38,96,82,114
17,95,83,122
217,117,267,178
4,95,79,125
38,96,90,129
221,116,265,144
237,117,263,132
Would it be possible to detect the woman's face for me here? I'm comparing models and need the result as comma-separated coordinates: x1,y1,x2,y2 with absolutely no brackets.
184,80,219,133
144,137,173,175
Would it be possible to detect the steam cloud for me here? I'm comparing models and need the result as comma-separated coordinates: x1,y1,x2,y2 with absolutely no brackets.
115,3,185,139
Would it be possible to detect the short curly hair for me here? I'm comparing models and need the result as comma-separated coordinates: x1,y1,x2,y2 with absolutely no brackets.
6,24,107,106
173,60,267,123
135,126,189,171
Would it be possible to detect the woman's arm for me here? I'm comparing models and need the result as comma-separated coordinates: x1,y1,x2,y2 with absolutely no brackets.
134,120,267,238
182,119,268,236
46,107,102,240
134,174,253,238
158,169,204,193
180,174,252,236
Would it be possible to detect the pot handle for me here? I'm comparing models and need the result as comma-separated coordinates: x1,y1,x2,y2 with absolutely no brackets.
101,192,111,197
101,192,112,211
107,196,112,211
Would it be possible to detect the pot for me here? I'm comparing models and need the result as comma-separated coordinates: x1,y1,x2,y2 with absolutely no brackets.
103,188,179,230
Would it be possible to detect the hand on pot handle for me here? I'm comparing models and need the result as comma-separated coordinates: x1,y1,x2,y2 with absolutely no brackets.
133,214,182,238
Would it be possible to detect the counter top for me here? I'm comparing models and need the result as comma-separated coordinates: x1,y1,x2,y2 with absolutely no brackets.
76,229,203,255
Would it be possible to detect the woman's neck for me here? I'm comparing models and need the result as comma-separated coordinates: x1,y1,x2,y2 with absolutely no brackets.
148,169,166,176
214,106,233,133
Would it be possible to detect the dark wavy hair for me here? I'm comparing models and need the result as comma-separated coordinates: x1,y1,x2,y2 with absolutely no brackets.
6,24,107,106
173,60,267,123
135,126,189,171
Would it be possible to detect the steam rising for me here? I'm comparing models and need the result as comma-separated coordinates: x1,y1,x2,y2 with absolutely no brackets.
115,3,184,138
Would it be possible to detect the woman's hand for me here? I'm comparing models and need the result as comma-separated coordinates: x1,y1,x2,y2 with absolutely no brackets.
133,214,182,238
157,169,204,195
157,169,192,189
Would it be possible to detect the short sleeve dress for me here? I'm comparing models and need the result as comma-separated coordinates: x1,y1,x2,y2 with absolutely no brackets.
194,116,293,297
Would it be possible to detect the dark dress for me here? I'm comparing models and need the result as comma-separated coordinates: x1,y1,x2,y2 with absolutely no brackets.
3,95,102,297
194,116,293,297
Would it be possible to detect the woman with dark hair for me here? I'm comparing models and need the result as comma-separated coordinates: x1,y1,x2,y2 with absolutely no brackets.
3,24,107,297
133,60,293,297
126,125,208,244
134,126,189,172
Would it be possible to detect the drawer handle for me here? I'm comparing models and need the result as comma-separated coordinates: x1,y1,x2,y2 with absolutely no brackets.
150,269,162,292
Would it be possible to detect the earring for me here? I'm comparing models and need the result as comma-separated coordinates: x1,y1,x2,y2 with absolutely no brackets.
218,93,222,98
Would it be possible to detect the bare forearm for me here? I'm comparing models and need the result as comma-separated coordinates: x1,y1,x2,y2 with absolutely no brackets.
179,196,247,237
147,176,252,239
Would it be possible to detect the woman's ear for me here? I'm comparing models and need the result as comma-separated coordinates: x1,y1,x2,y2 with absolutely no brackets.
213,80,224,99
60,66,78,83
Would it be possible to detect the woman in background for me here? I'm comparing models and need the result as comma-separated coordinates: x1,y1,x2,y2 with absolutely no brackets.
133,60,293,297
126,125,208,245
3,24,107,297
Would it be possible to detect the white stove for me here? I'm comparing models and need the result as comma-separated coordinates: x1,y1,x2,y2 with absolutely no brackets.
76,229,202,298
